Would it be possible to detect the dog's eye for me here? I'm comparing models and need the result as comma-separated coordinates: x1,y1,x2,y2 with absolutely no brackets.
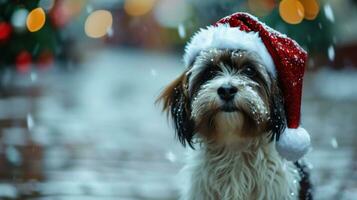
192,67,217,91
202,69,217,82
241,65,256,77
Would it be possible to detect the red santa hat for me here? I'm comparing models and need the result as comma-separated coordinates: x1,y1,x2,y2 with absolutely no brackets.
184,12,310,161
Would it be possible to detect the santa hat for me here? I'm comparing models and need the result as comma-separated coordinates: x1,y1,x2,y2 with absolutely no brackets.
184,12,310,161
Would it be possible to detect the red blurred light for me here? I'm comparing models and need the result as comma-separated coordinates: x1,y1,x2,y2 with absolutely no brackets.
37,51,54,70
0,22,12,42
16,51,32,73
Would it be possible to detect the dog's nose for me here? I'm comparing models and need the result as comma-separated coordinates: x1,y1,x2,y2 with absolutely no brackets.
217,84,237,101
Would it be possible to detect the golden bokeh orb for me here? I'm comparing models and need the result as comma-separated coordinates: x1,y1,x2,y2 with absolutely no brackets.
26,8,46,32
85,10,113,38
124,0,155,17
300,0,320,20
279,0,305,24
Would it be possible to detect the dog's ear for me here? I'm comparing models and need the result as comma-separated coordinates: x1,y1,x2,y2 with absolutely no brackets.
157,72,195,148
269,79,287,141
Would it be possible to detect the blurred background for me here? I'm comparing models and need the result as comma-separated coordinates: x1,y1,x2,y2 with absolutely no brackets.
0,0,356,199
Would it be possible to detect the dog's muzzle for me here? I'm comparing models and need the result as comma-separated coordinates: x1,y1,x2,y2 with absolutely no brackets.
217,83,238,112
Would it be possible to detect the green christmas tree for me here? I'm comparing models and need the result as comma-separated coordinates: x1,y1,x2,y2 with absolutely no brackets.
0,0,61,73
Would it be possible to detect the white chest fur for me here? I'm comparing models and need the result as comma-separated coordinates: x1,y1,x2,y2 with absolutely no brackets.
179,142,300,200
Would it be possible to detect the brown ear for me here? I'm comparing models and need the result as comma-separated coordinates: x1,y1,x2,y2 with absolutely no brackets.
157,72,195,148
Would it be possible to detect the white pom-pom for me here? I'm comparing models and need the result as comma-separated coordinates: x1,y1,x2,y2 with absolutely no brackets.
276,127,311,161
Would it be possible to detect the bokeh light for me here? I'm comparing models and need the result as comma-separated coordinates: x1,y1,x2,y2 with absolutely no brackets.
84,10,113,38
279,0,304,24
38,51,54,70
300,0,320,20
124,0,156,17
248,0,276,17
26,8,46,32
39,0,55,11
11,8,29,30
0,22,12,41
154,0,191,28
16,50,32,73
50,0,86,28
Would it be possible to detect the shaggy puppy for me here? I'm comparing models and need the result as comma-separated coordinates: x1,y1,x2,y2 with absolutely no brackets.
158,49,312,200
158,12,312,200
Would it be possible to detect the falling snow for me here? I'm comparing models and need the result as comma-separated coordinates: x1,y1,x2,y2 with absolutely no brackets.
27,113,35,130
165,151,177,162
107,27,114,37
327,46,335,61
324,4,335,23
330,138,339,149
178,24,186,39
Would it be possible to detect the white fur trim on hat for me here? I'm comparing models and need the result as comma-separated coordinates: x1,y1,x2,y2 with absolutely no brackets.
276,127,311,161
183,24,276,76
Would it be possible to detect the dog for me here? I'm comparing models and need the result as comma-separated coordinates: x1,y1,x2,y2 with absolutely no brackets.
158,48,312,200
158,12,312,200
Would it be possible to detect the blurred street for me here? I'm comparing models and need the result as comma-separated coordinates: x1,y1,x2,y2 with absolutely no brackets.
0,49,356,200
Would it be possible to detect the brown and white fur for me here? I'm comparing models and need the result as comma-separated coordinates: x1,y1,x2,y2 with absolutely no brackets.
158,49,312,200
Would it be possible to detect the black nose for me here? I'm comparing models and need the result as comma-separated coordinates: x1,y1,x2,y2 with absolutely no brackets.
217,84,237,101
